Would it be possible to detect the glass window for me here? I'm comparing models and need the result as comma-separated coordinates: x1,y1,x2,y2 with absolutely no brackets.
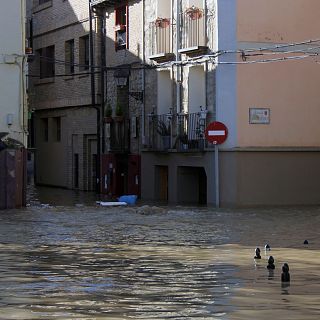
42,118,48,142
37,45,55,79
65,39,74,74
115,5,127,50
53,117,61,142
115,5,127,26
79,35,89,71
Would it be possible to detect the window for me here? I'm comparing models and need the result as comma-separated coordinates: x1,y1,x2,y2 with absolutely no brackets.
53,117,61,141
65,39,74,74
157,70,173,115
37,45,55,79
115,5,127,50
42,118,48,142
74,153,79,188
79,35,89,71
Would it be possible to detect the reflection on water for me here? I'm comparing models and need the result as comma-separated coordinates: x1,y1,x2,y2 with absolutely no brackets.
0,186,319,319
27,185,97,207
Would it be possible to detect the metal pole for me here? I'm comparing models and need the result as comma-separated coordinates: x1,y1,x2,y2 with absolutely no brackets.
100,12,106,154
215,144,219,208
89,0,101,195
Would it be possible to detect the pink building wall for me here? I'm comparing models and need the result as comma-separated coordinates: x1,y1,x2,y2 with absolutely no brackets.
236,0,320,147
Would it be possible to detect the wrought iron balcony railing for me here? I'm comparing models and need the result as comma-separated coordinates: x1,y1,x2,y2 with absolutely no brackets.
179,6,207,54
108,118,130,153
148,18,174,62
147,111,208,152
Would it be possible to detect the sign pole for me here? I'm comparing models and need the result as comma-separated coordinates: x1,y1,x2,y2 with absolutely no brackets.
205,121,228,208
215,144,219,208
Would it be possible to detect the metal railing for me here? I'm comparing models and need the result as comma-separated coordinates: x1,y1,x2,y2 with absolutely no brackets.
149,18,172,56
181,7,206,49
147,111,208,152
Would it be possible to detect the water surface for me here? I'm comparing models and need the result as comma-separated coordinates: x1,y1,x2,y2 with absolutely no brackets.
0,187,319,319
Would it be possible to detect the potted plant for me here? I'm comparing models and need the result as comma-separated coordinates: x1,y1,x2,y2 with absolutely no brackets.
114,102,124,122
155,17,170,28
178,132,189,150
156,120,171,149
186,6,203,20
104,103,113,123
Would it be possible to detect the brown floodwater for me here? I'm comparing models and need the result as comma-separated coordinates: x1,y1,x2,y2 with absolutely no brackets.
0,186,319,319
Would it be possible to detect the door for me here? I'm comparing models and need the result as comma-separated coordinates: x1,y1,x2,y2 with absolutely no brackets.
156,165,168,201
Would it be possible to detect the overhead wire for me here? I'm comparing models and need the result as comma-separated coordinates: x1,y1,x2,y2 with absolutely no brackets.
28,38,320,79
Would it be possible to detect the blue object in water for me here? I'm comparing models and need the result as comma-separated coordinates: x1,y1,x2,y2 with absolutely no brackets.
118,195,138,205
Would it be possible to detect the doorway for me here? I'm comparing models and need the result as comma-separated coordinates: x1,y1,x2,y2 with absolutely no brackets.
155,165,168,201
177,166,207,205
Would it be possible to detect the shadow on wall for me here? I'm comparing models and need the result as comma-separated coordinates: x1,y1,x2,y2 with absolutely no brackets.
28,0,146,194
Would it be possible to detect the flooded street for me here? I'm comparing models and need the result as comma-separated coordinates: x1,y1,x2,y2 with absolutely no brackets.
0,187,320,319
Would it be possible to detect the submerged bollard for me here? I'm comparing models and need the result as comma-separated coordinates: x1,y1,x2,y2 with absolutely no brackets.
281,263,290,282
254,247,261,259
265,243,271,251
267,256,275,270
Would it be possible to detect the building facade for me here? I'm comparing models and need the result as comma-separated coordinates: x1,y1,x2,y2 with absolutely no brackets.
0,0,28,209
141,0,216,205
29,0,99,191
30,0,320,206
141,0,320,207
216,0,320,206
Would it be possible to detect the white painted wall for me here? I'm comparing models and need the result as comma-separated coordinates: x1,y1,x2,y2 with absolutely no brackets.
188,65,206,113
156,0,171,18
157,70,173,114
0,0,27,146
188,0,203,9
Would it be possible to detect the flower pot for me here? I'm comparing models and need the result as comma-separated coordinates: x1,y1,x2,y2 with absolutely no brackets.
155,18,170,28
162,136,171,149
114,116,124,122
186,7,203,20
104,117,113,124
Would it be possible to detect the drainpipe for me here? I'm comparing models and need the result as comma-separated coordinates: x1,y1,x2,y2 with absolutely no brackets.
204,0,208,111
89,0,101,195
176,0,181,114
20,0,27,147
100,11,106,154
141,0,146,145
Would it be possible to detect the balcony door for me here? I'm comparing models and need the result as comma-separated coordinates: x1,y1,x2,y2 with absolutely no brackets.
116,83,129,117
157,70,173,115
188,65,206,114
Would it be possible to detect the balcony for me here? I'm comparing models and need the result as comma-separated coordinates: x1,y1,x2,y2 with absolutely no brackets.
148,18,175,63
90,0,119,8
146,111,209,152
179,6,208,57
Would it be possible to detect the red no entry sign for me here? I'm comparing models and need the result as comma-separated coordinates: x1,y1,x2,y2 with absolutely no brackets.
205,121,228,145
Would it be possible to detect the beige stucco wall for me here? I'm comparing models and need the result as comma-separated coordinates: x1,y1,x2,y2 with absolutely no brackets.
236,0,320,147
237,58,320,147
220,151,320,207
237,0,320,43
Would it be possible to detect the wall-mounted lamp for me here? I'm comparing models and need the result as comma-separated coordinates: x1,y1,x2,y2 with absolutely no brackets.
6,114,13,126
